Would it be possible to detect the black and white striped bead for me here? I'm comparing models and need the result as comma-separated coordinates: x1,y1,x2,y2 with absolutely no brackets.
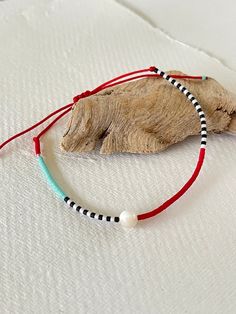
64,196,120,223
153,68,207,149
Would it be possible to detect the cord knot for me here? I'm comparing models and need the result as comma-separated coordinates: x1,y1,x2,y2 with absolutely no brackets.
33,137,41,155
73,90,92,103
149,66,157,72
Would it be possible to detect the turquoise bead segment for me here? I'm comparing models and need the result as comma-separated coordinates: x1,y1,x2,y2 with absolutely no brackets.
37,155,66,200
202,76,207,80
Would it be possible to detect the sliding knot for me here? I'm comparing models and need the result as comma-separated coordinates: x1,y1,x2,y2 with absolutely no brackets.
73,90,92,103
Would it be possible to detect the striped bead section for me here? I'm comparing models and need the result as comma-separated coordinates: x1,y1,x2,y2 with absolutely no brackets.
64,196,120,223
154,68,207,149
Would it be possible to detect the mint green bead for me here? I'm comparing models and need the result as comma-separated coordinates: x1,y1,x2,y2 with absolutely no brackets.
38,156,66,200
202,76,207,80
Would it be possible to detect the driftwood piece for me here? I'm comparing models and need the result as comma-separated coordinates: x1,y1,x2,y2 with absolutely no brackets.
61,71,236,154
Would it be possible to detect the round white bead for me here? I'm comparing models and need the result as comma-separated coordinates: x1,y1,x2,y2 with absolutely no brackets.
119,211,138,228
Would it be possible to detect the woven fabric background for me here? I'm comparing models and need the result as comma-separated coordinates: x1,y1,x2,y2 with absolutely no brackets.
1,1,236,313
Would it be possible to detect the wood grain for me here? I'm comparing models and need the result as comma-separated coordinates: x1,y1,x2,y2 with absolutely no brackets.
61,71,236,154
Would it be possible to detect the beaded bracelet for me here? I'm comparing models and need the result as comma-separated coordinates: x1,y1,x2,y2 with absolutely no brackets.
1,66,207,227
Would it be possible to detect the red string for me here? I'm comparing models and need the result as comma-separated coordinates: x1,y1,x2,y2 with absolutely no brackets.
137,148,205,220
0,102,74,151
105,74,203,89
0,66,204,152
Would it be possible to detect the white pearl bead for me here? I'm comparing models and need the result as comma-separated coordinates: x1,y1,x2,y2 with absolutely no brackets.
119,211,138,228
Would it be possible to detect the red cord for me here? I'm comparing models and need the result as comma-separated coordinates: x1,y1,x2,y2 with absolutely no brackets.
0,103,73,150
104,74,203,89
0,66,206,221
0,67,204,152
137,148,205,220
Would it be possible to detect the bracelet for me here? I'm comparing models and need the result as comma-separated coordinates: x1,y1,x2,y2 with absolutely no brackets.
1,66,207,227
34,67,207,227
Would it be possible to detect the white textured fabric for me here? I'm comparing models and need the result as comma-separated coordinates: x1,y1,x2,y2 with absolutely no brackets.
1,1,236,313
